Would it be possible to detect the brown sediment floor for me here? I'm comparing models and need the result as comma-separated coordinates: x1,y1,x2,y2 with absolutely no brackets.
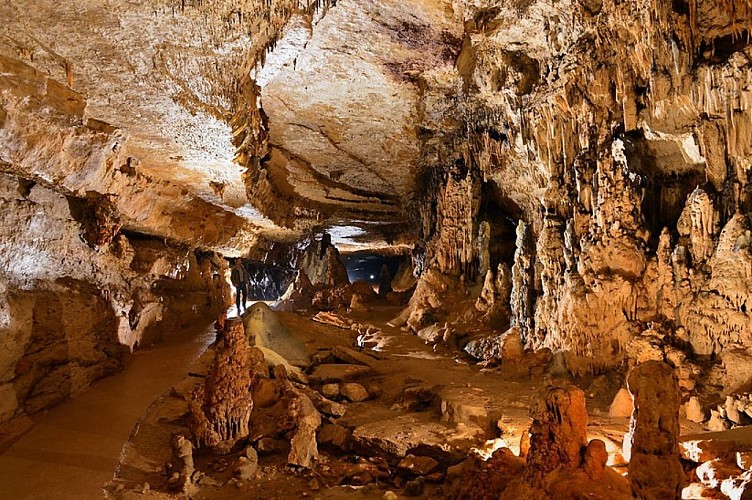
108,305,642,499
0,319,217,500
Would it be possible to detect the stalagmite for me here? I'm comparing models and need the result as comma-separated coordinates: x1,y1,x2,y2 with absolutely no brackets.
188,318,255,453
510,221,535,342
626,361,685,499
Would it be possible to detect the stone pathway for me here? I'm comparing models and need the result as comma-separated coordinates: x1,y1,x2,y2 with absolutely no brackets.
0,319,216,499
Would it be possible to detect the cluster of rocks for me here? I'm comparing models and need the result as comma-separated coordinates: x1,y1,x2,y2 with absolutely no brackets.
680,429,752,498
276,233,415,314
148,305,393,496
705,394,752,432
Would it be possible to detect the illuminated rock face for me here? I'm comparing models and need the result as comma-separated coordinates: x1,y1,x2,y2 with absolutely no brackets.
0,172,228,424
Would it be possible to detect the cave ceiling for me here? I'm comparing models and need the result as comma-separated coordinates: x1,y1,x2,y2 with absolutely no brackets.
0,0,470,253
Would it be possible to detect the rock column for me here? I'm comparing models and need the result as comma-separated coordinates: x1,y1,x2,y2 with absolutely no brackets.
626,360,685,499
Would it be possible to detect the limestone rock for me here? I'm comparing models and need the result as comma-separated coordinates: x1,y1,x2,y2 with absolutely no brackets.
397,455,439,476
609,388,634,418
321,383,339,399
685,397,706,424
464,327,523,362
317,423,351,451
234,452,258,481
332,346,378,368
309,364,374,384
626,361,685,499
242,302,310,365
286,385,322,469
340,383,369,403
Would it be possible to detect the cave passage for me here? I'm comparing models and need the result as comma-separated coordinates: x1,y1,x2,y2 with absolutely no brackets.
2,0,752,498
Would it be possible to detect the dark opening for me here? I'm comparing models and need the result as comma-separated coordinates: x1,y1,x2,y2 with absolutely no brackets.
341,252,406,285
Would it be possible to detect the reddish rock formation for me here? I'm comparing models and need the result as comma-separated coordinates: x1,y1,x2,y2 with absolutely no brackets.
523,387,589,485
188,319,255,453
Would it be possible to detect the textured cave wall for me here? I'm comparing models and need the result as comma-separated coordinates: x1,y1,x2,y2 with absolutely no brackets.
0,172,229,425
405,0,752,382
0,54,264,254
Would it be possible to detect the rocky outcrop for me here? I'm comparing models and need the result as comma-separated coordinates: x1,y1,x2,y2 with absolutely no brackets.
0,173,228,425
523,387,589,485
448,386,630,499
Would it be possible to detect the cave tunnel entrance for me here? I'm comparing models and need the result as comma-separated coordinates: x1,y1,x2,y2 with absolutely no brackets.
340,251,408,288
479,181,523,272
622,130,707,245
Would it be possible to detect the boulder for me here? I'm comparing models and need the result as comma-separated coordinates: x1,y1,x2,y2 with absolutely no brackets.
340,382,369,402
608,388,633,417
286,386,322,469
397,455,439,476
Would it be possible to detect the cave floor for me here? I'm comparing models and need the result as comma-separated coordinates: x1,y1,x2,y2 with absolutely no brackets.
0,318,217,500
0,303,711,499
106,304,646,499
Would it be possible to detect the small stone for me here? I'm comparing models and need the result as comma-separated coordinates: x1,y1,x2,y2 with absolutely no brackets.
708,410,731,432
340,382,369,402
397,454,439,476
253,378,279,408
684,397,705,423
425,471,445,482
608,388,633,417
322,383,339,399
245,446,258,461
403,477,424,496
308,478,320,490
318,423,351,451
366,383,383,399
725,396,743,425
383,491,399,500
256,437,284,455
235,456,258,480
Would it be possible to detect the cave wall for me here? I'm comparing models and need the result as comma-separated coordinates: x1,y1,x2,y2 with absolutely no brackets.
406,0,752,381
0,172,229,424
